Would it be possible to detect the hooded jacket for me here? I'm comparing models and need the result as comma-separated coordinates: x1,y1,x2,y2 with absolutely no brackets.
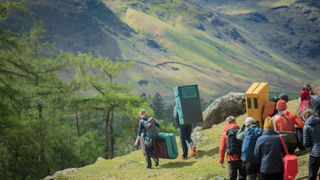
254,130,285,174
219,123,241,163
303,115,320,157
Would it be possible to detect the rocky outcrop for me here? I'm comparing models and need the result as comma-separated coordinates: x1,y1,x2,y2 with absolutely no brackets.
44,168,78,180
202,92,246,129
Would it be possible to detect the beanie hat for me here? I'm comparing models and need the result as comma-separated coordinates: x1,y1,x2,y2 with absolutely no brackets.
276,100,287,111
244,117,256,127
263,117,274,130
279,93,289,102
226,116,235,123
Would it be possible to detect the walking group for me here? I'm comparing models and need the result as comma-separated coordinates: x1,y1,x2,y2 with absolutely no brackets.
219,84,320,180
133,84,320,180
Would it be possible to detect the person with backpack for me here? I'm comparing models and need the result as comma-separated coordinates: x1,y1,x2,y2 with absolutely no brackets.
173,105,197,160
303,105,320,180
273,99,304,154
219,116,246,180
254,117,286,180
134,109,160,169
237,117,262,180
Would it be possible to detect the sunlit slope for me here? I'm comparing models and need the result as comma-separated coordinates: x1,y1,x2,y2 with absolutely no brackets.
119,7,312,91
63,100,308,179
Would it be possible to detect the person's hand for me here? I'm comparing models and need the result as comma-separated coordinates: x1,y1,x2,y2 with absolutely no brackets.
219,160,225,168
134,140,139,150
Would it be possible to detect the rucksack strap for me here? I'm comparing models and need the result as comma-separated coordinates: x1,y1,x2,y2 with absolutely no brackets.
278,112,295,129
279,135,289,155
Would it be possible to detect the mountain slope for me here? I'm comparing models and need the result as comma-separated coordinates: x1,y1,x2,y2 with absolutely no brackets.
3,0,320,99
59,100,309,179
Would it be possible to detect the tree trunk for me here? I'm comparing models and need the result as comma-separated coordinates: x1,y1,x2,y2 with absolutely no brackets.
110,110,114,158
104,111,111,159
75,112,80,137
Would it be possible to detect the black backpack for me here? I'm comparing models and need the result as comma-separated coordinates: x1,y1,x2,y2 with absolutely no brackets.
143,117,159,139
226,128,242,156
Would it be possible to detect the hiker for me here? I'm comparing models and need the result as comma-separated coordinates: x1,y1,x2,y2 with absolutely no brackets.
219,116,246,180
173,105,197,159
237,117,262,180
273,99,304,154
134,109,159,169
303,105,320,180
254,117,286,180
299,85,311,112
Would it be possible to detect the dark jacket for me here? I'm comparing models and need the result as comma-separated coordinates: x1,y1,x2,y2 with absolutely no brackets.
303,115,320,157
254,130,285,174
137,116,160,138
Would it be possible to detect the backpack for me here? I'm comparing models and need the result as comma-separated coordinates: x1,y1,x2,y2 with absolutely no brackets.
144,117,159,139
226,128,242,156
241,126,262,162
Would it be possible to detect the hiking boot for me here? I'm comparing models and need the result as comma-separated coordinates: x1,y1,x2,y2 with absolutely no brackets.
192,147,197,157
181,156,189,160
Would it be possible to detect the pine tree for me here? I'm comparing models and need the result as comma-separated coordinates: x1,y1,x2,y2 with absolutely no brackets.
151,92,166,119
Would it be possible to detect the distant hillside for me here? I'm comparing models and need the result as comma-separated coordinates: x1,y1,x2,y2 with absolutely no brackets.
3,0,320,99
55,100,309,179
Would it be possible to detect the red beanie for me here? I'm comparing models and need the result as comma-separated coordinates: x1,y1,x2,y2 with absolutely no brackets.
276,100,287,111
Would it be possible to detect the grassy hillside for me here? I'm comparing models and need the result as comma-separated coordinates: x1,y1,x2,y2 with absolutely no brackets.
3,0,319,99
60,100,309,179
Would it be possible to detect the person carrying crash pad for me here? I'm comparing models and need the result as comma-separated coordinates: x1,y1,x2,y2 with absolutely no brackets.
273,100,304,154
134,109,159,169
219,116,246,180
173,105,197,159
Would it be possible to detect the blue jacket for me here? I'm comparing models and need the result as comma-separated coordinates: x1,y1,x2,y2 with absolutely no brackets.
303,115,320,157
254,130,285,174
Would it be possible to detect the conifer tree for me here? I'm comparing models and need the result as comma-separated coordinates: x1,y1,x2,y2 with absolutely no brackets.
151,92,166,119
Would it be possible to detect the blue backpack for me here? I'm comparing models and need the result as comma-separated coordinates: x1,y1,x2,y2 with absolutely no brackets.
241,126,262,163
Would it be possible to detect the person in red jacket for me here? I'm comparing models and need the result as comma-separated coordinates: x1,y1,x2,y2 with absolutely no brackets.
273,100,304,154
219,116,246,180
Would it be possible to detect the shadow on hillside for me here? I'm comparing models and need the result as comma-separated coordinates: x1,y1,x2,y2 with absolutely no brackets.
160,161,196,169
196,147,219,158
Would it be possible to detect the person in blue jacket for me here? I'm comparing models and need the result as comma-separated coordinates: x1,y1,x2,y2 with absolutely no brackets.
254,117,285,180
173,105,197,159
303,105,320,180
134,109,159,169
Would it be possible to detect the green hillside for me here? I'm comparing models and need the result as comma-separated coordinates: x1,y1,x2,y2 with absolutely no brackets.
59,100,309,180
2,0,320,99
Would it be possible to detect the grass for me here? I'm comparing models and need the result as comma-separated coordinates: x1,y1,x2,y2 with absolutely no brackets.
61,100,309,179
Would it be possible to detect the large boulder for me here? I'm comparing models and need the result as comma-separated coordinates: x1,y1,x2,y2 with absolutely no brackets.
202,92,246,129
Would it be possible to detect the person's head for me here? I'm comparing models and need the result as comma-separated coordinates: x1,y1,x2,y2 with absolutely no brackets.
279,93,289,102
139,109,147,118
226,116,236,124
244,117,256,127
276,99,287,111
263,117,274,130
305,83,312,91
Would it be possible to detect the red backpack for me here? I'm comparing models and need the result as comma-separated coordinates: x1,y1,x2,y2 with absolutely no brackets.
279,135,298,180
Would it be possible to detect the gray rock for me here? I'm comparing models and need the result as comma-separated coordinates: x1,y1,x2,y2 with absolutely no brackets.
44,168,78,180
202,92,245,129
